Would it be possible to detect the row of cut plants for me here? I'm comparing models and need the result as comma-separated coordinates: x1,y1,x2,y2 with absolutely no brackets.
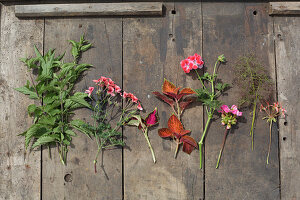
16,36,286,172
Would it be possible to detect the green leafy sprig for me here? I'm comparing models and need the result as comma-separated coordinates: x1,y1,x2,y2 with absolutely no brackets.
234,55,273,150
15,36,92,165
194,55,229,169
180,54,229,169
71,77,143,172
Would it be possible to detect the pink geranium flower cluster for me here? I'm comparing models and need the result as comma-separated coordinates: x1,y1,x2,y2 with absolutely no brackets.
218,105,242,129
92,76,121,96
219,105,243,117
260,102,286,118
180,53,204,73
85,76,142,110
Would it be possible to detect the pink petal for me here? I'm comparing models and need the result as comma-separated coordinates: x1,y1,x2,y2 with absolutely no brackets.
137,102,143,111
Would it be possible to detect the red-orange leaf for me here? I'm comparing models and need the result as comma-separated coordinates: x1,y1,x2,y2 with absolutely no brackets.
180,129,191,136
162,79,179,94
168,114,183,134
153,91,174,106
180,88,196,95
181,135,198,154
158,128,173,138
179,99,194,111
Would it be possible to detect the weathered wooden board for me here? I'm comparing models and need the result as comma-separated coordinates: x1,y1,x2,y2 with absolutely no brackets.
41,18,123,199
0,5,44,200
274,16,300,200
203,3,280,199
123,2,204,200
15,3,163,17
269,2,300,15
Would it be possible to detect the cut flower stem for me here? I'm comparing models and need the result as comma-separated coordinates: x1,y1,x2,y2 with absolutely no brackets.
216,128,229,169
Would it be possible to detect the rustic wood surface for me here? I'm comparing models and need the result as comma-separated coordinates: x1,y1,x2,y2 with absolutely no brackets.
123,2,203,200
203,2,280,200
274,16,300,200
269,2,300,15
41,18,123,199
15,3,163,17
0,1,299,200
0,5,44,200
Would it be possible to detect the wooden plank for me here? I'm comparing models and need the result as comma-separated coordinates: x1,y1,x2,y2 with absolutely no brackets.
269,2,300,15
0,5,44,200
41,18,123,199
274,16,300,200
203,3,280,199
15,3,163,17
123,2,204,200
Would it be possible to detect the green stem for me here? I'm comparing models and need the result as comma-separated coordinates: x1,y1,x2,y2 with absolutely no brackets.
195,70,207,90
250,94,258,150
143,128,156,163
216,128,229,169
58,144,65,165
211,60,219,96
267,121,273,165
199,114,212,169
94,143,103,173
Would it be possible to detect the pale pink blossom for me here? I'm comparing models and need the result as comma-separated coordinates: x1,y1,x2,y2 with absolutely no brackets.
137,102,143,110
85,87,94,97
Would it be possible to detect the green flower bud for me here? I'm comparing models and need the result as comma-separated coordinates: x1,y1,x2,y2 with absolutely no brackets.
218,54,226,63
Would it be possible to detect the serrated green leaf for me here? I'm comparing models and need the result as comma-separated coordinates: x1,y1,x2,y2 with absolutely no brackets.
15,86,38,99
70,119,92,138
28,104,37,116
65,129,77,137
68,92,91,109
80,43,92,52
31,135,58,149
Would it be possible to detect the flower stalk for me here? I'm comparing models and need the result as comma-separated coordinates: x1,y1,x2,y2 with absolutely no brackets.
180,54,228,169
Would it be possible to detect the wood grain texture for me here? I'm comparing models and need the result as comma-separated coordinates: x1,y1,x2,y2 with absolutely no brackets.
0,5,44,200
123,2,203,200
15,3,163,17
203,3,280,199
274,16,300,200
41,18,123,200
269,2,300,15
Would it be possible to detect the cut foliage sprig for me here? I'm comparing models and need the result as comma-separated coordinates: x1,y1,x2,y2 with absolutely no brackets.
216,105,242,168
234,55,273,150
154,79,197,158
71,76,143,172
127,108,159,163
260,102,286,164
16,36,92,165
181,53,229,169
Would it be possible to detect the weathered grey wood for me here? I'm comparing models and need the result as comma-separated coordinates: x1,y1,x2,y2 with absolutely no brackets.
15,3,163,17
274,16,300,200
42,18,123,199
123,2,203,200
203,3,280,199
0,5,44,200
269,2,300,15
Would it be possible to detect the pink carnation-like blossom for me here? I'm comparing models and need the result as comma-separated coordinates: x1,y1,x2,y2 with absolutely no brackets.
137,102,143,111
107,86,115,96
218,104,242,116
180,53,204,73
85,87,94,97
114,85,121,93
230,105,243,116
